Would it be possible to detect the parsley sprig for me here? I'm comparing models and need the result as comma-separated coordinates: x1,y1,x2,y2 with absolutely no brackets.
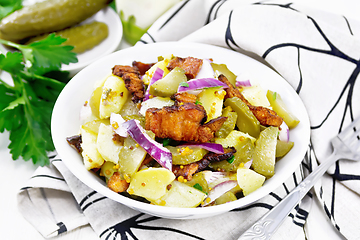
0,34,78,166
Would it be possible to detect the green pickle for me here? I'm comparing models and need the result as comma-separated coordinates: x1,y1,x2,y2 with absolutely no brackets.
215,106,238,138
215,191,237,205
276,140,294,158
184,172,209,194
149,67,187,97
27,21,109,53
224,97,260,138
166,146,207,165
0,0,109,42
211,63,237,86
210,138,254,172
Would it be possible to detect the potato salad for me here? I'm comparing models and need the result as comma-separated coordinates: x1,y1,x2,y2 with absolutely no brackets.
67,55,299,208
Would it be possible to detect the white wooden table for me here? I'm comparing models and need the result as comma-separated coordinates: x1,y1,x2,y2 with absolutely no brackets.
1,1,358,239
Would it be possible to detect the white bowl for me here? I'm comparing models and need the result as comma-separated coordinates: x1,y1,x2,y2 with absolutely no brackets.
51,42,310,219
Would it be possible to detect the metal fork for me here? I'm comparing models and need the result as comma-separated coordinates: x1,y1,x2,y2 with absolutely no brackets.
238,116,360,240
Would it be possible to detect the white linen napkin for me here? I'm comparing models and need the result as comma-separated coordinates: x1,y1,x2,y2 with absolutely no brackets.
18,0,360,239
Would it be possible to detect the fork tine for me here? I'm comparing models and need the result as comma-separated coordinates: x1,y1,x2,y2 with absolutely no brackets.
338,116,360,141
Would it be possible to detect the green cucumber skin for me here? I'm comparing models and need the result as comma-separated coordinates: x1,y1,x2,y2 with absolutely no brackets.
0,0,109,41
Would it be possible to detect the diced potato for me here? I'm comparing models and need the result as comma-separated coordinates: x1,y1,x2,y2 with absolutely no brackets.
80,126,104,170
266,90,300,128
214,130,256,148
139,97,174,116
119,97,142,117
149,67,187,97
99,75,130,119
252,126,278,178
97,123,123,165
241,85,271,108
142,57,171,85
155,180,206,208
237,167,266,196
197,88,226,121
118,136,147,178
89,79,106,118
127,167,175,201
81,119,110,135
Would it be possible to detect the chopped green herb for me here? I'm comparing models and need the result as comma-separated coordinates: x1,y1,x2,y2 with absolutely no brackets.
0,34,78,166
195,100,202,105
227,156,235,164
193,183,203,192
162,138,171,146
179,82,189,87
273,91,277,101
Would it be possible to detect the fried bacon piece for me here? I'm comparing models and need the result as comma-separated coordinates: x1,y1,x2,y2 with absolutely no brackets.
107,172,130,193
172,147,236,180
145,102,227,143
218,74,283,127
112,65,145,102
132,61,155,75
171,92,197,104
66,135,82,153
172,163,198,181
167,56,203,79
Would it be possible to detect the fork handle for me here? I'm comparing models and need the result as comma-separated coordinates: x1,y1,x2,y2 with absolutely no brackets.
238,150,339,240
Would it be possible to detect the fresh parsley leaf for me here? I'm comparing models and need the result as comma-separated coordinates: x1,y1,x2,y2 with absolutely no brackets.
0,34,78,75
193,183,203,192
0,35,76,166
0,0,22,20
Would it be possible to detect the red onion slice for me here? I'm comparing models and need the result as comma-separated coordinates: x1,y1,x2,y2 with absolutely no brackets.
279,121,290,142
144,67,164,101
201,180,238,206
236,80,252,87
110,113,128,137
122,119,172,170
177,78,228,93
178,142,224,154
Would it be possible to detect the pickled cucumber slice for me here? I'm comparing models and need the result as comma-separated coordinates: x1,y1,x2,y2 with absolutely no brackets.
184,172,209,194
149,67,187,97
224,97,260,138
215,191,237,205
27,21,109,53
210,138,254,172
276,140,294,158
0,0,109,41
215,106,238,138
166,146,208,165
211,63,237,86
252,126,278,178
266,90,300,128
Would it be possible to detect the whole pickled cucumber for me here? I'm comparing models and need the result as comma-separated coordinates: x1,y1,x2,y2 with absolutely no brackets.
27,21,109,53
0,0,109,42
